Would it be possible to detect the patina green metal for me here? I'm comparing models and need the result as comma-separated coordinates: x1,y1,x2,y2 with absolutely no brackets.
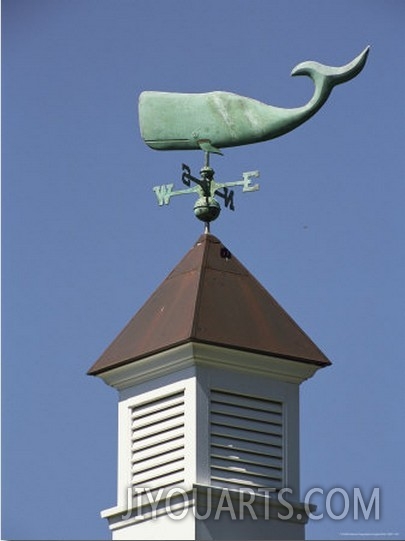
139,46,369,154
153,161,259,226
144,47,369,229
194,196,221,223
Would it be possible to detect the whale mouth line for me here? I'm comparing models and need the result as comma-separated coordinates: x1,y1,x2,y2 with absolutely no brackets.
146,139,190,143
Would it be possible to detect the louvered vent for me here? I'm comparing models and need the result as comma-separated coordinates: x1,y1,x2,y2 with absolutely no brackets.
131,390,185,492
210,389,284,491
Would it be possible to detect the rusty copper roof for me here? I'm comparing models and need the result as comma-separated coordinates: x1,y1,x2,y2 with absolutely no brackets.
88,234,331,376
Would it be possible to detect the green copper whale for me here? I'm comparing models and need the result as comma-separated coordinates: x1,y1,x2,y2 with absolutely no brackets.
139,47,369,153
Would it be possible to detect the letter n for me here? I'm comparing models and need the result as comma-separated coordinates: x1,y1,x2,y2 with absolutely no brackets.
216,187,235,211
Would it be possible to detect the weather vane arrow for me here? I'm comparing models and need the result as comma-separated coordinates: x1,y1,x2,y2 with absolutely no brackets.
139,46,369,230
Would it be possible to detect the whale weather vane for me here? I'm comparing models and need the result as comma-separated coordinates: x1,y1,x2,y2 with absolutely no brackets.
139,46,370,231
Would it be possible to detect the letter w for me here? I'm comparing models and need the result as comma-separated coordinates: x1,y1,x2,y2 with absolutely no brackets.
153,184,174,205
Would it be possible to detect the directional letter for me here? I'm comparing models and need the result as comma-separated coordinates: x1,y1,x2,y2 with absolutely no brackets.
216,187,235,210
153,184,174,205
242,171,260,192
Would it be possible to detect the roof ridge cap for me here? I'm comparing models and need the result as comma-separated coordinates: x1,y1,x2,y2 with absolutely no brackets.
190,234,211,337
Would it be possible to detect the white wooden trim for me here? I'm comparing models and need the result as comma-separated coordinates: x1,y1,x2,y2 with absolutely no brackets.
97,342,322,390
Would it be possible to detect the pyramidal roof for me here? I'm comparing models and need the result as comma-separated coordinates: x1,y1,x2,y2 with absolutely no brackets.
88,234,331,376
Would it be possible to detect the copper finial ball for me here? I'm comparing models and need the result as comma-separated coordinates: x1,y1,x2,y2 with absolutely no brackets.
193,197,221,222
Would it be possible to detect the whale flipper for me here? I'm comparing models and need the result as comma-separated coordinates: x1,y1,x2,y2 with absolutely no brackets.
197,139,223,155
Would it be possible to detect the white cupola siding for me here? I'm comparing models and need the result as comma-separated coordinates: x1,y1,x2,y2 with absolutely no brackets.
88,234,330,540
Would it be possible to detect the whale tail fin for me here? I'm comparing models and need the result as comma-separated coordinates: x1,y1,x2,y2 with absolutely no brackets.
291,46,370,93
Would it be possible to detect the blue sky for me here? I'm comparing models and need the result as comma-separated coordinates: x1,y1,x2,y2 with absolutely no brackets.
2,1,404,539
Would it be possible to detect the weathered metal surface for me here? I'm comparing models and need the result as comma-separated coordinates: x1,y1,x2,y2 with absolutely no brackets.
139,47,369,153
153,162,260,222
88,235,331,376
